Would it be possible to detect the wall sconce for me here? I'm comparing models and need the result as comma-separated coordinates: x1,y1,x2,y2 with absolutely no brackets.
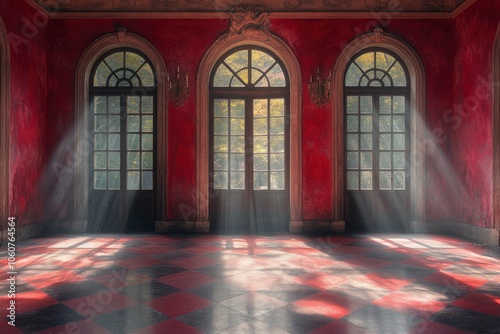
308,68,332,107
168,66,190,107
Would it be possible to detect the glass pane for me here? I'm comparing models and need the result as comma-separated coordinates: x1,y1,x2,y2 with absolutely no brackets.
254,99,268,117
379,96,392,114
142,115,154,132
214,171,228,189
346,96,359,114
104,52,123,71
230,136,245,153
380,134,392,150
214,118,228,135
270,99,285,116
393,116,405,132
127,171,140,190
376,52,395,72
270,118,284,135
360,96,372,114
230,154,245,171
128,134,140,150
254,118,268,135
254,154,268,171
128,96,140,113
379,115,392,132
94,63,111,86
380,152,392,170
108,96,120,114
125,52,143,71
94,171,107,189
142,96,153,114
108,152,120,170
270,172,285,190
360,115,372,132
94,116,107,132
230,172,245,189
252,50,275,72
267,63,286,87
270,136,285,153
389,62,407,86
128,115,140,132
142,134,153,150
347,152,359,169
94,134,107,150
360,171,373,190
254,136,268,154
393,134,405,150
108,134,120,150
393,171,405,190
214,99,229,117
94,152,107,169
251,69,266,86
347,134,359,150
142,152,153,169
393,152,406,170
214,153,228,170
356,52,375,72
94,96,107,113
393,96,405,114
231,100,245,117
214,136,228,152
360,152,372,169
108,116,120,132
108,171,120,190
347,171,359,190
360,134,372,150
142,171,153,190
128,152,140,169
345,64,363,86
213,64,233,87
230,118,245,135
380,171,392,190
254,172,268,190
235,69,249,85
270,154,285,171
225,50,248,73
137,63,155,86
347,116,359,132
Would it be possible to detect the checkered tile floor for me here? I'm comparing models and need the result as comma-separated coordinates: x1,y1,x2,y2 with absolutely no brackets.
1,234,499,333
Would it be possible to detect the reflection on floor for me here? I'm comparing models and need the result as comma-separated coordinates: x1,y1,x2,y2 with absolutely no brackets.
1,234,499,333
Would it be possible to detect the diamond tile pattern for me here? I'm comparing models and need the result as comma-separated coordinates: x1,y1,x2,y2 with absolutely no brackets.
0,234,499,333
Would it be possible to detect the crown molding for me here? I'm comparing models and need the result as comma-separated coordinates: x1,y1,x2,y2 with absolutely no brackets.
452,0,478,18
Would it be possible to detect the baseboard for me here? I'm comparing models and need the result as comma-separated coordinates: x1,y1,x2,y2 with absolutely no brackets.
411,220,500,247
1,222,45,244
290,221,345,234
155,221,210,234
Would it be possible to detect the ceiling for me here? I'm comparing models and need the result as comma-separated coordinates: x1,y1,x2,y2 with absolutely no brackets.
35,0,470,13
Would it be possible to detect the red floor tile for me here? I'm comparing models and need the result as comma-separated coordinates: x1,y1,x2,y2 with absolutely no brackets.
23,270,87,289
129,319,203,334
294,292,366,319
157,270,216,290
364,272,414,290
11,290,59,314
91,271,151,289
168,255,220,269
34,319,113,334
64,291,139,317
411,320,474,334
372,291,448,318
292,272,350,290
145,291,212,317
422,271,489,290
114,257,162,269
311,320,373,334
452,293,500,317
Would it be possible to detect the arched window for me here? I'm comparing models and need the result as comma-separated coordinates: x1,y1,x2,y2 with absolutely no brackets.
88,48,157,232
344,48,411,231
209,46,290,233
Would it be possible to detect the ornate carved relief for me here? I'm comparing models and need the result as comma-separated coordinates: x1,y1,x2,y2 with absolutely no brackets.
222,5,271,41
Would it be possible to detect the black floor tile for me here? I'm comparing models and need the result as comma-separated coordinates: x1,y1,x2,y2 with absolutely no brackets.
15,303,84,332
135,264,187,278
431,305,500,333
379,263,436,279
190,281,248,302
119,281,180,302
43,280,108,301
93,304,167,333
178,304,251,333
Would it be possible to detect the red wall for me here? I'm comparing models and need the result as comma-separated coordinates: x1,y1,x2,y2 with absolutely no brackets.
449,0,499,228
44,16,457,223
0,1,47,227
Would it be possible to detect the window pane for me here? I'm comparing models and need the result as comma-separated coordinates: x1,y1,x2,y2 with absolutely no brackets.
108,116,120,132
142,134,153,150
253,99,268,117
128,134,140,150
360,152,372,169
270,135,285,153
347,152,359,169
213,64,233,87
254,136,268,154
380,134,392,150
94,152,107,169
231,100,245,117
254,118,268,135
214,153,228,170
142,171,153,190
214,171,228,189
346,96,358,114
360,96,372,114
128,152,140,169
267,63,286,87
254,154,268,172
235,69,249,85
94,116,107,132
360,134,372,150
109,96,121,114
225,50,248,73
347,171,359,190
137,63,154,86
270,99,285,116
230,118,245,135
94,96,107,113
230,172,245,189
142,152,153,169
128,96,140,113
270,172,285,190
360,171,373,190
380,152,392,170
128,115,140,132
393,116,405,132
252,50,275,72
108,134,120,150
389,62,407,86
108,152,120,170
376,52,395,72
95,134,107,150
108,171,120,190
270,154,285,171
214,99,229,117
380,171,392,190
356,52,375,72
230,154,245,171
379,115,392,132
347,134,359,150
142,96,153,114
142,115,153,132
270,118,285,134
214,136,228,152
345,64,363,86
214,118,229,135
360,115,372,132
127,171,140,190
230,136,245,153
393,134,405,150
393,152,406,170
393,171,405,190
251,69,266,86
94,64,111,86
94,171,107,189
254,172,268,190
393,96,405,113
347,115,359,132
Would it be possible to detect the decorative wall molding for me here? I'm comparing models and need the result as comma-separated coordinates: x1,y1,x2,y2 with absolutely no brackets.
74,29,169,228
493,24,500,238
196,31,302,231
222,5,271,41
0,16,10,243
331,28,426,224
